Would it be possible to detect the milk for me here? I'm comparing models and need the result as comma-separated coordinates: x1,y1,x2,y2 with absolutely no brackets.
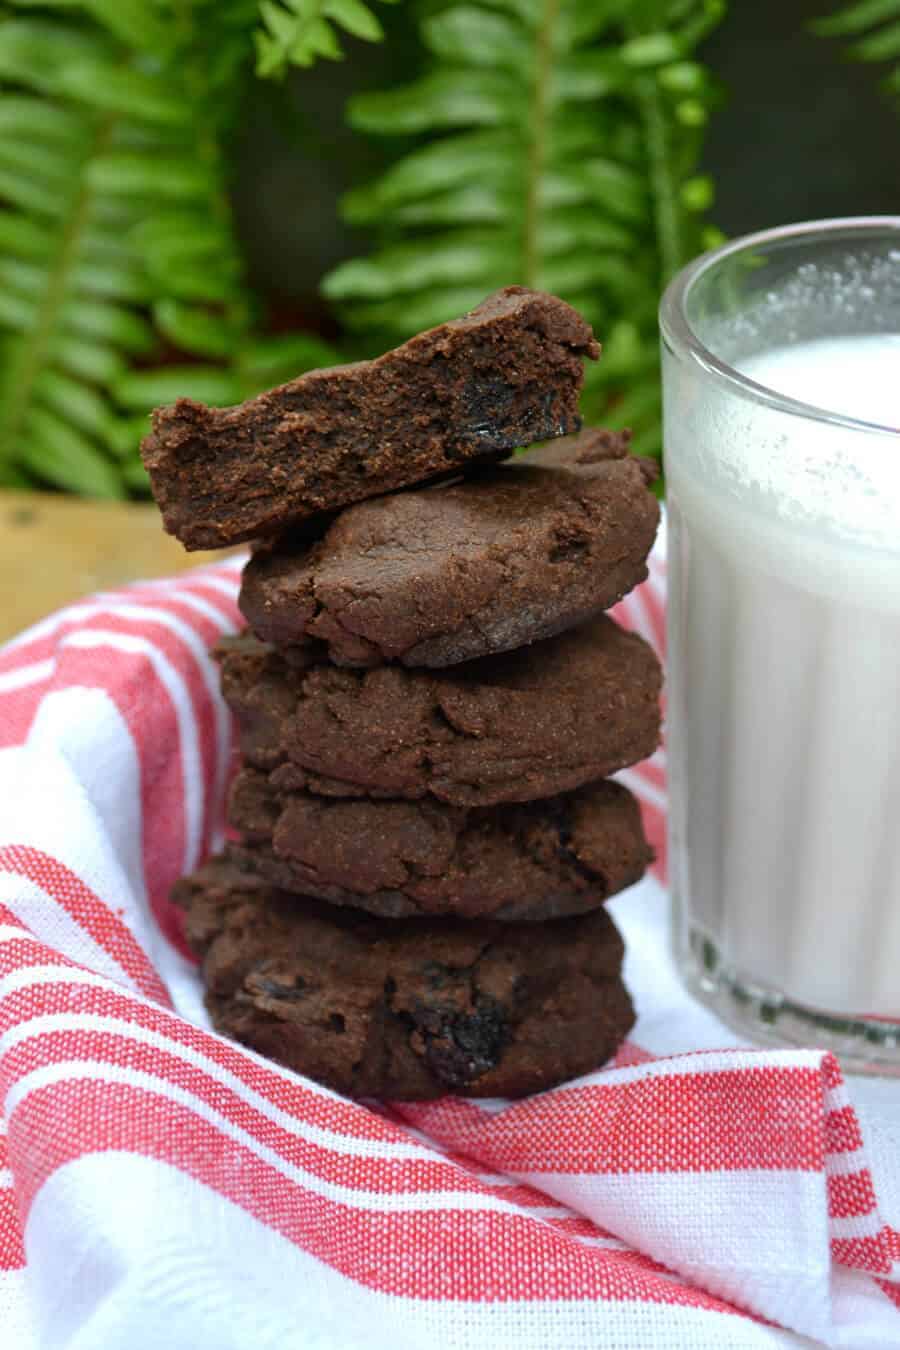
665,334,900,1018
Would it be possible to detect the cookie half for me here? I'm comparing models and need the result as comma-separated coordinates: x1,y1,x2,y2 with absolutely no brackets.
142,287,599,550
240,429,659,668
216,616,662,807
175,852,635,1100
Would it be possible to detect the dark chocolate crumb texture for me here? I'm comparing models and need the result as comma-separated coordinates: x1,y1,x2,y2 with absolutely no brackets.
240,428,660,668
227,766,650,920
142,287,600,550
174,852,635,1100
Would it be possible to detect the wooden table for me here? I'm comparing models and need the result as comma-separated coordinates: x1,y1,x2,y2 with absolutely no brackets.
0,491,232,643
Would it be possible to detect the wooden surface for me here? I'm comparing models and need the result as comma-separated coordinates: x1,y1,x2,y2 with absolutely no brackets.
0,491,233,642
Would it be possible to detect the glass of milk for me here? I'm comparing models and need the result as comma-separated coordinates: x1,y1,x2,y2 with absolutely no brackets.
660,217,900,1073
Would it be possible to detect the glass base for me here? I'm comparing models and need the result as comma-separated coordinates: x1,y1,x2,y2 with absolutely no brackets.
677,922,900,1077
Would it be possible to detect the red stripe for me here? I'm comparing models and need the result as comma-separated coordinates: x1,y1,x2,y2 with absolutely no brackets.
404,1067,830,1175
611,577,666,661
0,635,56,676
37,643,194,956
548,1215,617,1238
630,754,667,790
0,680,48,749
832,1234,892,1275
612,1041,655,1068
0,1186,25,1271
825,1105,865,1154
0,956,441,1145
0,574,239,676
828,1169,878,1220
2,591,231,956
0,902,28,931
3,1076,753,1313
875,1277,900,1309
0,848,170,1006
637,797,667,884
2,1026,521,1199
57,614,218,848
822,1055,844,1092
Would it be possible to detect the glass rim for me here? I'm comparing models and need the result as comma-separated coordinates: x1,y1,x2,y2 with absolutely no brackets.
659,215,900,438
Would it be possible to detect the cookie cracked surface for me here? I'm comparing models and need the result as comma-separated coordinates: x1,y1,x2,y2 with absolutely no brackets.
175,852,635,1100
239,428,659,668
228,766,650,920
216,616,662,807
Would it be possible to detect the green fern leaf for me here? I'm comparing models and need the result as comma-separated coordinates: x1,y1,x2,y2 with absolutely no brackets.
254,0,397,79
325,0,724,462
0,2,343,496
815,1,900,98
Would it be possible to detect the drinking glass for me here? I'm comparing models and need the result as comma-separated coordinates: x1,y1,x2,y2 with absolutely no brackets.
660,218,900,1072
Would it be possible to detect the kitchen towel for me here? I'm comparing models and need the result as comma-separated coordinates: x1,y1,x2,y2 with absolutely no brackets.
0,530,897,1350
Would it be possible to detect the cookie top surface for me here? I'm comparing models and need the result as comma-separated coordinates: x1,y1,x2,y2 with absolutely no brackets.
174,852,633,1100
228,767,650,920
216,616,662,807
142,287,599,550
239,428,660,668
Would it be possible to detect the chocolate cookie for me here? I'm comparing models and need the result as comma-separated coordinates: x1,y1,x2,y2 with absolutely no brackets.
175,852,635,1100
239,428,660,667
142,287,599,550
216,618,662,807
228,766,650,920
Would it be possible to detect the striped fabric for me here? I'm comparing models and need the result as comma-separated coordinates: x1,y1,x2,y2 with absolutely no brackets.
0,534,897,1350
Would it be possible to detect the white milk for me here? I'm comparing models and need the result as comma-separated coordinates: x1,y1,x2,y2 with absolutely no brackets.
665,334,900,1017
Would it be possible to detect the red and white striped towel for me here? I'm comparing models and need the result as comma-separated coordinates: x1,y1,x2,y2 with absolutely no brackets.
0,529,898,1350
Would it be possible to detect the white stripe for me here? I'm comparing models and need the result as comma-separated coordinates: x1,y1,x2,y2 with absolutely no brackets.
1,613,66,655
824,1083,854,1118
0,1011,445,1167
619,583,658,648
615,766,667,812
88,591,234,631
59,602,230,842
147,589,236,631
830,1212,884,1242
29,1156,802,1350
4,1061,576,1219
0,1169,11,1189
827,1149,874,1178
0,660,54,695
574,1234,629,1250
59,630,202,870
1,572,239,657
0,1269,37,1350
561,1045,828,1091
0,961,162,1001
0,923,29,942
0,878,143,997
95,584,239,631
169,573,241,600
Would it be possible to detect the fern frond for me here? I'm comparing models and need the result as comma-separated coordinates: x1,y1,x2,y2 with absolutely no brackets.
254,0,399,79
814,1,900,99
0,2,340,496
324,0,725,462
0,17,147,495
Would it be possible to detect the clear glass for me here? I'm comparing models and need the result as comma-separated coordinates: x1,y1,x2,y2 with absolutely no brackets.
660,218,900,1074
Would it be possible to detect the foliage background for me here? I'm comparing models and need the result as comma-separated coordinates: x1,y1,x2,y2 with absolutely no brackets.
0,0,896,498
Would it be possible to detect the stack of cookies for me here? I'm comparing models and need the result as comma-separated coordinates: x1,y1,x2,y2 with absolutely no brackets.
144,287,662,1100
